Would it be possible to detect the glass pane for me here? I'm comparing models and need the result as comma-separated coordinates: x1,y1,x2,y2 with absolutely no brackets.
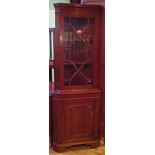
64,17,94,86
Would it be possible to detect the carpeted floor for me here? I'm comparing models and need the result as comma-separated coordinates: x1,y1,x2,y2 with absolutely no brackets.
49,144,105,155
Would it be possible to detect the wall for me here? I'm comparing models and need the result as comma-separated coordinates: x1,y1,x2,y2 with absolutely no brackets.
49,0,70,28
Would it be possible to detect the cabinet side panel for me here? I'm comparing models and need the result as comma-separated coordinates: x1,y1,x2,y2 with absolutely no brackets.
49,96,53,146
92,12,101,87
54,12,64,90
99,7,105,139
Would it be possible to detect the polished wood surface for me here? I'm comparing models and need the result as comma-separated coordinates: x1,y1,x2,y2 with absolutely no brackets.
99,6,105,139
49,83,54,147
50,3,104,152
54,3,102,90
53,88,101,152
80,0,105,139
49,96,53,147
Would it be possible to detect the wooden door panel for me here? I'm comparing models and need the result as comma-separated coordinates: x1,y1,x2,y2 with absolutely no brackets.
65,102,94,138
60,98,99,142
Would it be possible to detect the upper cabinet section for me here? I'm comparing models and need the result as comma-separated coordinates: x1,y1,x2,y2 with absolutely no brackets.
54,3,102,89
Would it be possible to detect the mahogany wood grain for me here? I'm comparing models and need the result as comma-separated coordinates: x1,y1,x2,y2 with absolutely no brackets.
80,1,105,140
52,88,101,152
50,3,104,152
99,6,105,140
49,96,53,147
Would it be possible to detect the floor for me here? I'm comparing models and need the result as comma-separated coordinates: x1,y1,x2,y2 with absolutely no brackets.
49,140,105,155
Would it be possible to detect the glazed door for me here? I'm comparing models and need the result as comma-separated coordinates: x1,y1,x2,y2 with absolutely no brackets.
63,15,100,88
63,17,94,87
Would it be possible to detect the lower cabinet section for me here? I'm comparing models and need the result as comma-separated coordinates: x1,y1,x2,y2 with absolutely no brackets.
52,88,101,152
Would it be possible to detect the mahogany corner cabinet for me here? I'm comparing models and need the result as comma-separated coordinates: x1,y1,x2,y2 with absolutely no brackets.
51,3,104,152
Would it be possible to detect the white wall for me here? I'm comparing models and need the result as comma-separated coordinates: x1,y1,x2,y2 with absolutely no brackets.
49,9,55,28
49,0,70,28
